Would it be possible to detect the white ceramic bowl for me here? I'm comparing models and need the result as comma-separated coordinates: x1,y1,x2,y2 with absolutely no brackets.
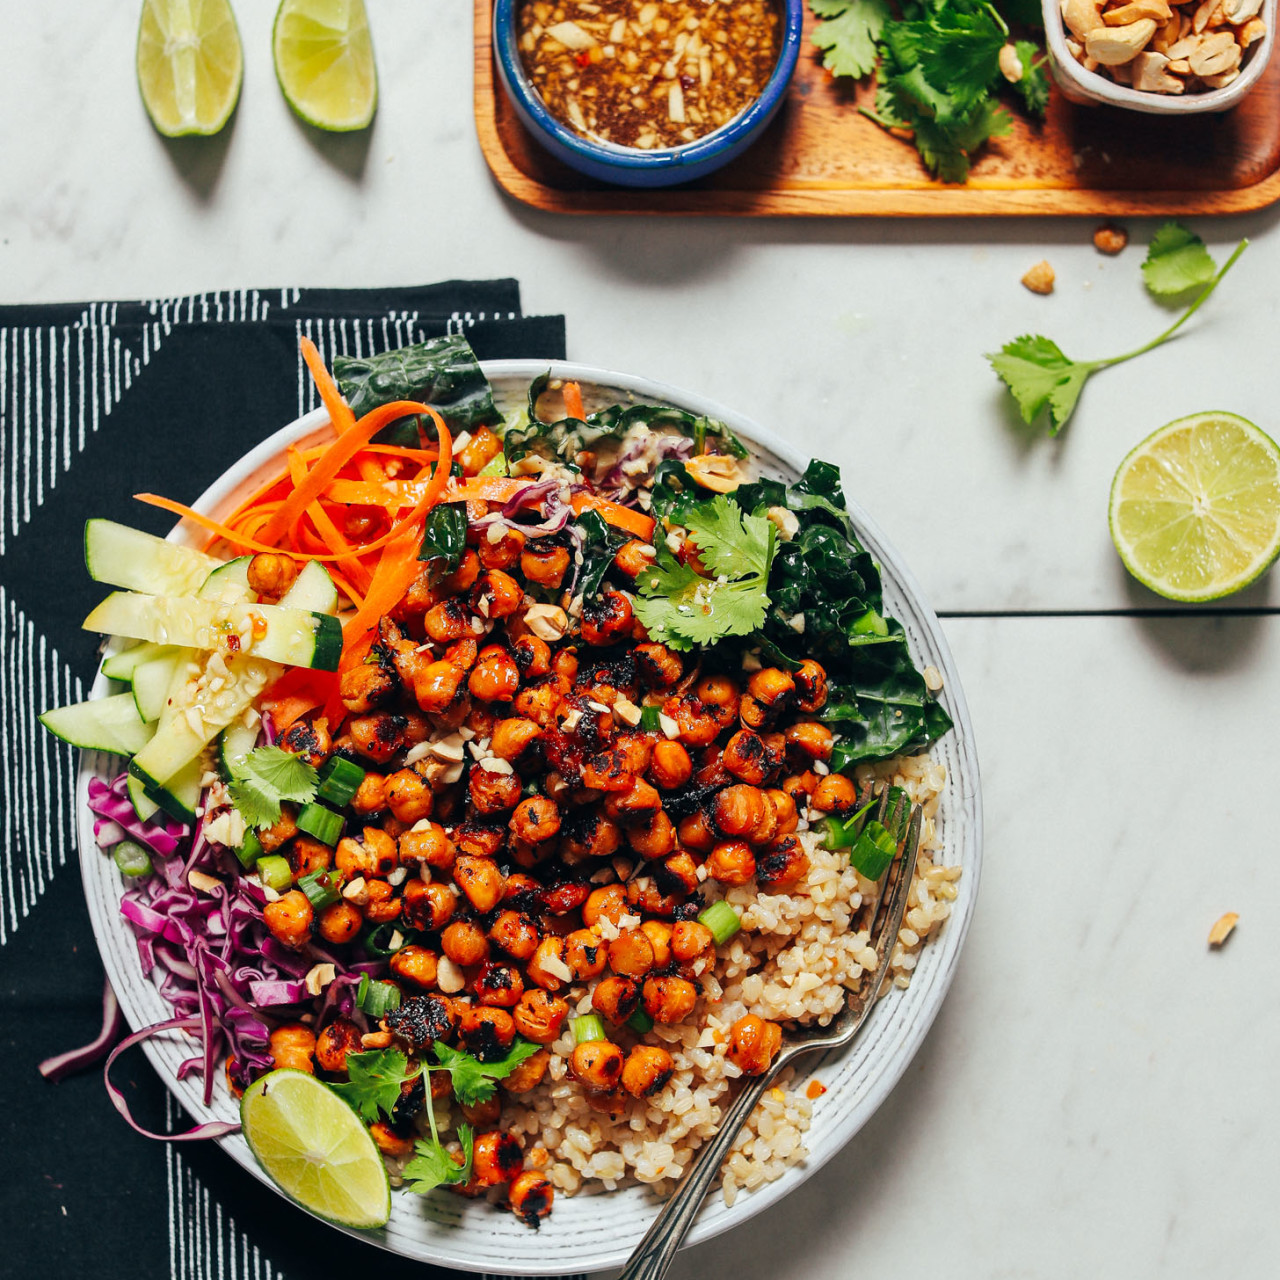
1043,0,1276,113
77,361,983,1275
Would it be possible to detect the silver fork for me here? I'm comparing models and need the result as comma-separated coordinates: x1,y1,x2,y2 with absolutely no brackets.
617,798,925,1280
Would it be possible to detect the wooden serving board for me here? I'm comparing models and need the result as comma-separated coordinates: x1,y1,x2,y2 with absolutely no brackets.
474,0,1280,216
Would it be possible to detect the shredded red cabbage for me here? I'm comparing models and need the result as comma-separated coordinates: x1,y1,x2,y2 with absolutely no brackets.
38,979,124,1081
87,774,187,856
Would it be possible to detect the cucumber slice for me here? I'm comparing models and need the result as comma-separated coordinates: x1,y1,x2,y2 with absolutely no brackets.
281,560,339,615
217,721,260,781
102,641,174,682
201,555,253,602
127,773,161,822
131,650,187,722
85,520,221,596
40,693,155,756
83,592,342,671
144,756,203,825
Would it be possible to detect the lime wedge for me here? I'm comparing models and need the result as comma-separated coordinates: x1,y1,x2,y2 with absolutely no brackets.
1109,411,1280,602
136,0,243,138
240,1069,391,1229
272,0,378,132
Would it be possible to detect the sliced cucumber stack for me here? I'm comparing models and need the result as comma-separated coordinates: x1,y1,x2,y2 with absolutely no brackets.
217,721,260,781
40,692,154,756
85,519,221,596
131,649,187,722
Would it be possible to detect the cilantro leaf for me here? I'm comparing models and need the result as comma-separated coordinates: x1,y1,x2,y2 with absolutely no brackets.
227,745,318,829
404,1123,474,1195
812,0,890,80
684,495,775,581
1142,222,1218,298
430,1039,542,1107
328,1048,420,1124
916,7,1008,117
1011,42,1049,118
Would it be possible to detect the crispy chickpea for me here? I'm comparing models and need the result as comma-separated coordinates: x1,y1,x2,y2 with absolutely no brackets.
398,821,456,871
648,740,693,790
317,900,363,945
390,945,439,990
442,919,491,967
457,425,503,477
640,919,673,968
368,1122,415,1159
621,1045,675,1099
564,928,608,980
513,988,570,1043
706,840,756,886
363,878,401,923
543,879,591,915
571,1039,625,1092
520,543,570,588
580,589,633,646
339,661,397,714
513,675,565,728
713,784,768,839
722,729,774,786
748,667,796,709
612,731,653,775
604,777,661,822
348,711,413,764
613,539,656,578
503,1048,550,1094
470,1130,524,1187
781,770,819,806
642,975,699,1024
627,809,677,859
552,647,579,682
456,1005,517,1061
385,765,434,824
264,890,312,949
658,850,699,896
677,809,717,853
413,660,467,716
747,797,778,847
661,693,720,747
289,834,333,878
314,1017,362,1075
581,748,638,794
811,773,859,814
488,910,540,961
583,884,627,929
247,551,299,601
695,674,741,728
671,920,715,964
512,633,551,678
446,637,479,672
511,795,560,843
441,548,481,595
785,721,834,763
794,659,829,712
625,876,683,918
257,806,298,853
350,771,388,815
766,788,799,836
456,819,507,859
269,1023,315,1073
478,527,526,572
474,961,525,1008
471,569,523,620
469,766,522,815
559,812,622,861
635,643,683,690
608,928,655,978
755,834,810,891
423,596,471,643
336,826,398,879
727,1014,783,1076
592,974,641,1024
490,716,543,762
509,1170,555,1226
402,880,455,932
453,856,506,913
526,935,569,991
469,647,520,703
460,1094,502,1128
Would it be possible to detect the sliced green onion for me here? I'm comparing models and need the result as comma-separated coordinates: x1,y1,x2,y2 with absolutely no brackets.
235,828,263,869
357,974,402,1018
296,801,344,847
639,705,662,733
112,839,153,879
297,867,342,912
849,820,897,880
360,921,410,959
316,756,366,807
625,1008,654,1035
698,899,741,946
572,1014,606,1045
256,855,293,893
819,814,859,851
478,453,509,478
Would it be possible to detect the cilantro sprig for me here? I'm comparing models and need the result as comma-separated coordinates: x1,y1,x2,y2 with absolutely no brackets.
227,745,318,829
431,1039,542,1107
987,231,1248,435
329,1048,419,1123
633,495,775,651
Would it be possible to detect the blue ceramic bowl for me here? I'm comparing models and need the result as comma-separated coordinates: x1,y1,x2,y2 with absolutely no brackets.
493,0,803,188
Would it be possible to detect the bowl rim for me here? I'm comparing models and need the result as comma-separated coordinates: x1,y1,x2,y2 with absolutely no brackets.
76,359,983,1275
492,0,804,169
1041,0,1277,113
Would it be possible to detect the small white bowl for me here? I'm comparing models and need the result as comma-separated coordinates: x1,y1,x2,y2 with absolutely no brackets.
1043,0,1277,113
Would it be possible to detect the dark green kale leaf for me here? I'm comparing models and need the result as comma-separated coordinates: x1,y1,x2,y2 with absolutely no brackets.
418,502,468,579
573,509,630,598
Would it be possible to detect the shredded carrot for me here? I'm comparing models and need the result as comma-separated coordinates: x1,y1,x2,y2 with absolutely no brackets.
444,477,531,505
265,692,324,734
563,380,585,421
300,337,356,434
571,492,655,543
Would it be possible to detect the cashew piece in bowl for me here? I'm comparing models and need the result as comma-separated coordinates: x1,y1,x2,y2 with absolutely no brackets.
1085,17,1159,62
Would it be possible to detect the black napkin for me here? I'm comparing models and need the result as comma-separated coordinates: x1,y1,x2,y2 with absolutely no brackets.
0,283,569,1280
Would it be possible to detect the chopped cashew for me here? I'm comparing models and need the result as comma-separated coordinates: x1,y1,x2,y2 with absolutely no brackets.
1021,261,1056,295
1104,0,1173,22
998,43,1024,82
1063,0,1107,37
1207,911,1238,947
1086,19,1159,64
1132,50,1188,88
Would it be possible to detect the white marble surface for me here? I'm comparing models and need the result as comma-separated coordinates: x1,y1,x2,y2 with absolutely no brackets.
5,3,1280,1277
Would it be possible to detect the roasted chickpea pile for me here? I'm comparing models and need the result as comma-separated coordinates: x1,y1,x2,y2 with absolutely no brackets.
249,465,852,1222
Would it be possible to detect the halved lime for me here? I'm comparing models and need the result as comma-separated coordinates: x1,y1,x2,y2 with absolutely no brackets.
272,0,377,132
136,0,243,138
1109,411,1280,602
240,1069,391,1229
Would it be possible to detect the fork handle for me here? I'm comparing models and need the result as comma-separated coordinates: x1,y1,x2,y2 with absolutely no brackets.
616,1057,786,1280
